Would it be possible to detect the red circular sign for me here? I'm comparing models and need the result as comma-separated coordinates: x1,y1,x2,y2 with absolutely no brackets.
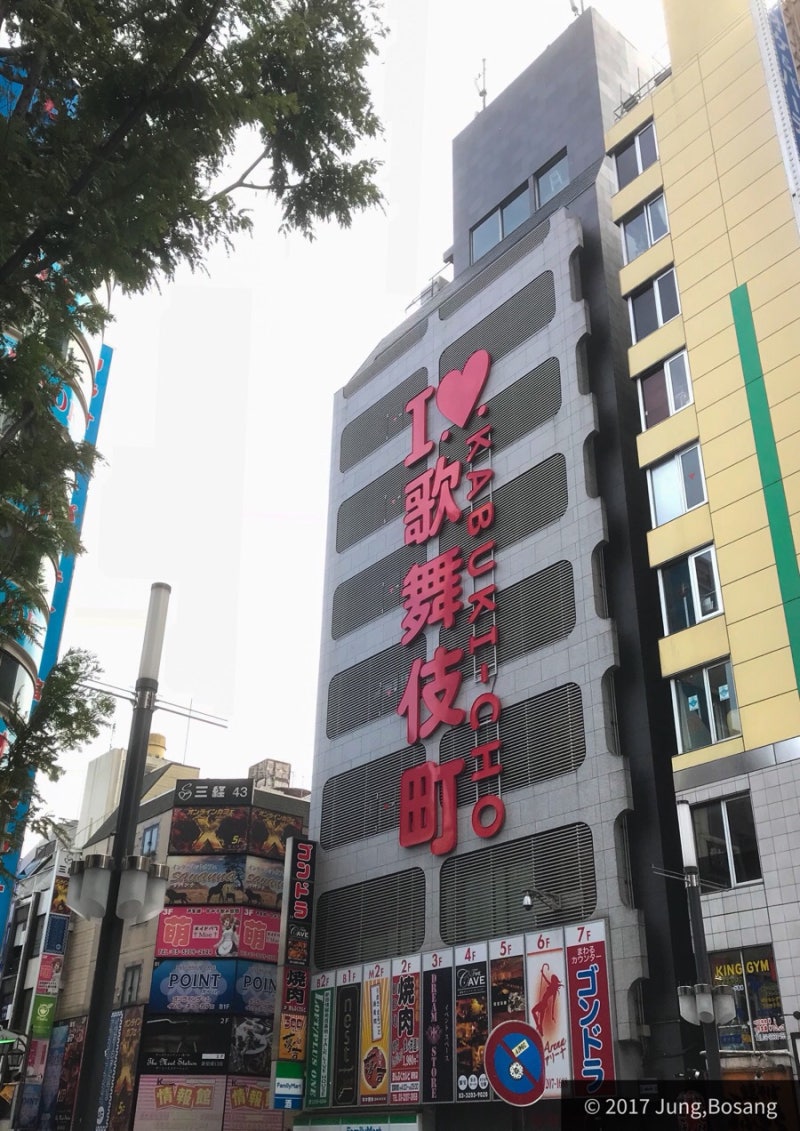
484,1020,546,1107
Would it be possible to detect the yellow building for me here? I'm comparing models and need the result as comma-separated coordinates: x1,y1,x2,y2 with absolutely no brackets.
606,0,800,1076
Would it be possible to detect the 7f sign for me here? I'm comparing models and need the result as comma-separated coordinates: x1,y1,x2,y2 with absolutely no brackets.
398,350,505,856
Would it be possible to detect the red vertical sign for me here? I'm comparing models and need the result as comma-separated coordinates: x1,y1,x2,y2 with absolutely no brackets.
564,920,615,1091
390,954,421,1105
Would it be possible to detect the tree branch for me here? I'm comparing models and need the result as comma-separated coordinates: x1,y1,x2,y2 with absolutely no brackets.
205,145,271,205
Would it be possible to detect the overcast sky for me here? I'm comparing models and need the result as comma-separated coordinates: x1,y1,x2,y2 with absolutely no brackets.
41,0,668,826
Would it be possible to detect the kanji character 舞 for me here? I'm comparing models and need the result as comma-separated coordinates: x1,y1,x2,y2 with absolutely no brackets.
404,455,462,546
397,645,467,743
400,548,464,644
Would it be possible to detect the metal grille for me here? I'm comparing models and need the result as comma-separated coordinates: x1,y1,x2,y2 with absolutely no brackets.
319,744,426,848
340,368,428,472
439,683,586,806
331,544,426,640
439,561,576,666
438,356,561,463
344,319,428,399
326,640,426,739
439,220,551,320
336,461,415,553
314,868,426,968
439,824,596,944
439,454,568,557
439,273,555,378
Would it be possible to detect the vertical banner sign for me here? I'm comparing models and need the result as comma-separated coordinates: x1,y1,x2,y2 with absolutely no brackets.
489,935,526,1024
390,954,421,1105
359,960,390,1105
97,1009,124,1131
455,942,489,1102
422,949,454,1104
565,920,615,1092
305,972,335,1108
108,1006,144,1131
332,966,361,1107
526,927,570,1099
273,836,314,1106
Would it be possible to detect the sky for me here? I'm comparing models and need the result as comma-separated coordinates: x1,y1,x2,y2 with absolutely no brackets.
41,0,669,827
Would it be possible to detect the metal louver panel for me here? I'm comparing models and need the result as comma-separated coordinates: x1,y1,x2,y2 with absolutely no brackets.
344,319,428,398
336,461,415,553
326,640,426,739
438,221,551,320
320,744,426,848
438,356,561,463
439,272,556,378
314,868,426,968
439,683,586,806
439,824,596,944
340,368,428,472
331,544,426,640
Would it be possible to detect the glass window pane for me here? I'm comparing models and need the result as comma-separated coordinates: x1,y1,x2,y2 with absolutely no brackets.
537,153,569,205
725,796,761,884
680,446,705,510
709,660,740,741
693,802,732,888
501,188,530,236
624,209,650,261
656,270,680,322
638,123,658,170
712,948,753,1051
651,459,684,525
661,556,696,633
631,287,658,341
693,550,719,617
743,945,786,1049
471,212,501,262
673,666,712,752
641,368,669,428
648,194,668,241
616,140,639,189
666,353,691,411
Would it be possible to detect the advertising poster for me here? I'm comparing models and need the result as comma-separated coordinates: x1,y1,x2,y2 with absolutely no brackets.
712,944,787,1050
44,913,69,954
239,909,280,963
17,1084,42,1129
332,967,362,1107
166,856,246,906
233,961,278,1016
36,953,65,996
169,807,251,856
31,994,57,1038
526,927,570,1099
156,908,243,959
54,1014,87,1131
38,1022,68,1131
223,1077,282,1131
455,942,489,1102
50,875,69,916
565,920,615,1092
228,1016,272,1077
277,967,309,1060
247,808,304,860
138,1014,231,1075
149,958,237,1013
108,1006,144,1131
359,959,390,1106
489,935,526,1023
422,949,454,1104
306,972,335,1108
132,1075,226,1131
97,1009,124,1131
25,1037,49,1081
242,856,284,910
390,954,420,1105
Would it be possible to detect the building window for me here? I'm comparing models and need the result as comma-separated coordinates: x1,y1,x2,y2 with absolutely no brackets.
141,823,159,857
121,964,141,1006
648,444,706,526
615,121,658,189
629,268,680,342
639,351,692,429
470,183,531,262
658,546,722,634
535,150,569,207
622,193,668,261
691,795,761,891
671,658,741,753
711,945,786,1051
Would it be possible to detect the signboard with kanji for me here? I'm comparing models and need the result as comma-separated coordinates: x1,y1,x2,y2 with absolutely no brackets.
390,954,421,1105
359,959,390,1106
526,928,570,1099
133,1075,226,1130
421,949,454,1104
565,920,615,1092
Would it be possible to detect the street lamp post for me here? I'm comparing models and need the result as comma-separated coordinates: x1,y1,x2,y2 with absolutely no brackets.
71,583,171,1131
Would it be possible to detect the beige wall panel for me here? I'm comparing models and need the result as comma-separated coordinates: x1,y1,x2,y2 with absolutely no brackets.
659,131,715,191
661,155,720,213
734,647,797,705
637,404,699,468
709,491,769,549
705,454,762,510
669,191,726,254
652,59,701,112
715,527,776,583
713,110,777,175
774,433,800,477
659,614,731,677
724,167,793,232
692,356,742,410
702,421,757,477
683,326,740,390
611,161,664,223
682,287,737,351
727,604,789,663
696,387,750,441
718,137,783,200
675,234,733,293
737,692,800,748
667,2,748,73
628,317,686,378
768,386,800,433
728,203,796,259
672,734,745,774
605,95,655,153
655,84,711,145
752,290,800,350
717,564,782,623
620,236,675,297
699,33,763,99
706,60,769,129
782,469,800,523
659,109,714,164
756,310,800,373
711,90,775,157
748,251,800,313
648,505,714,566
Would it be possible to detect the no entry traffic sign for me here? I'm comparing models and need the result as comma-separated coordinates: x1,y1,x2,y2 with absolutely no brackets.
484,1020,545,1106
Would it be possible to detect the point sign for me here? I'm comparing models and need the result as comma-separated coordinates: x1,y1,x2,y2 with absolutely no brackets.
484,1020,545,1107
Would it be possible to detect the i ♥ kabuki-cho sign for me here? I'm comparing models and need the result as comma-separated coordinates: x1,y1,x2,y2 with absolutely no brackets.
397,349,506,856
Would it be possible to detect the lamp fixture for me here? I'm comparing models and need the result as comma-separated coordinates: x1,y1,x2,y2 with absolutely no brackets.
678,983,736,1028
68,854,169,923
521,887,562,912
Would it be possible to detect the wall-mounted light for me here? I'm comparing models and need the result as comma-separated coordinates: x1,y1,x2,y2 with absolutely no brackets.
521,887,562,912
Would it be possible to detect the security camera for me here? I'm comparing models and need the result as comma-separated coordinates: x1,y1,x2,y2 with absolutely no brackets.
522,890,533,911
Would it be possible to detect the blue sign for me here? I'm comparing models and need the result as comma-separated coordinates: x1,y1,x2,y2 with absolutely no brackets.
484,1021,545,1107
148,958,236,1013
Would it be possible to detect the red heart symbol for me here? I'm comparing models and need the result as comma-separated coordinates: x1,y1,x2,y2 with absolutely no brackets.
436,349,491,428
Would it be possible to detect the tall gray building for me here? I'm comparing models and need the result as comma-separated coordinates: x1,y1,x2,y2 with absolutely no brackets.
306,12,694,1127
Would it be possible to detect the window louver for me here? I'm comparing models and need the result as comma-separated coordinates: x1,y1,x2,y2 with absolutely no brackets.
336,462,415,553
320,744,426,849
315,868,426,968
340,368,428,472
332,544,426,640
326,640,426,739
